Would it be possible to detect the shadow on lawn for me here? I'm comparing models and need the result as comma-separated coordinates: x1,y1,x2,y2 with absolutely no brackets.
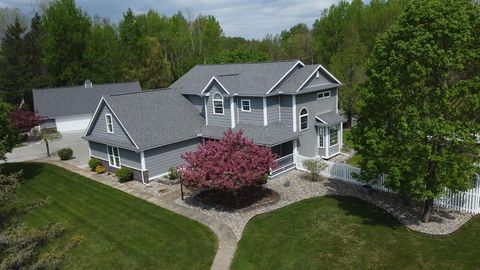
322,178,457,228
1,162,44,182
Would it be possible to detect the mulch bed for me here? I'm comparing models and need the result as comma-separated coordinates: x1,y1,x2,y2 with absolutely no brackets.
195,186,280,211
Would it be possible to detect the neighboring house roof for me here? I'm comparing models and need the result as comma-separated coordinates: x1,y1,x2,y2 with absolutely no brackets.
32,81,142,118
201,122,299,146
315,111,345,126
170,60,302,96
86,90,205,151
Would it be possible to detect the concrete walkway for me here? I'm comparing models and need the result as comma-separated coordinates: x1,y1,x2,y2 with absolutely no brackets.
42,159,238,270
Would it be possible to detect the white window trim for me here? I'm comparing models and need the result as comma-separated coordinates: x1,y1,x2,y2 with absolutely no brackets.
329,124,339,147
318,127,325,148
299,107,309,131
212,93,224,115
105,114,114,134
107,145,121,168
317,91,331,100
241,99,251,112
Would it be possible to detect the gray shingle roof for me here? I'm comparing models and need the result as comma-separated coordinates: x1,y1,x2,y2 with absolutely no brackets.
33,81,141,118
202,122,299,146
101,90,205,150
315,111,345,126
170,60,300,96
275,65,320,93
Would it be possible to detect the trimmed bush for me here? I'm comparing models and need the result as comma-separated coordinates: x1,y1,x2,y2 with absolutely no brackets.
58,148,73,160
88,158,102,171
302,159,326,182
116,167,133,183
95,165,106,174
167,167,179,180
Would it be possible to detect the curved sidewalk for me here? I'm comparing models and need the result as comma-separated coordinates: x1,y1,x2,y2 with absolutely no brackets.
42,160,238,270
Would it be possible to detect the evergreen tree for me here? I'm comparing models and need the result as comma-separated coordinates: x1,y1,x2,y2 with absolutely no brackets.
0,17,26,104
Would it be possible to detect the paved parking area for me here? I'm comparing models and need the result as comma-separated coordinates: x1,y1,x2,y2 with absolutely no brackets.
6,131,89,167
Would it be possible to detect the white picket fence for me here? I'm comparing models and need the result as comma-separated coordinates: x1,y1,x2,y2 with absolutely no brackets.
297,155,480,214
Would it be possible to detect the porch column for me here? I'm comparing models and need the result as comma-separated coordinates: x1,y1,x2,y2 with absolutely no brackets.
325,126,330,157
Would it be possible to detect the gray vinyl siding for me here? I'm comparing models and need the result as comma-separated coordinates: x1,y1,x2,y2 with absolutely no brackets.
267,96,280,124
185,94,205,116
317,126,327,157
90,141,108,160
205,82,231,127
87,103,136,148
296,89,338,158
302,69,336,89
236,97,263,125
280,95,293,129
89,141,141,170
145,138,202,179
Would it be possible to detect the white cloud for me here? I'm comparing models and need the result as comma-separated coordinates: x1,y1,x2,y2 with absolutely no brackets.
1,0,341,39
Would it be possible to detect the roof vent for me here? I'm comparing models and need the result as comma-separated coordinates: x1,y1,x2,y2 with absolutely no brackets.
84,79,93,88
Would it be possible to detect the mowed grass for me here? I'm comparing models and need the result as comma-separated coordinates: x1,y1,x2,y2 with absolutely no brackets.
232,196,480,270
3,163,217,270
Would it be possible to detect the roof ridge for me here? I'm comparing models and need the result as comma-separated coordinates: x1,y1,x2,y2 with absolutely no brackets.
33,81,140,91
196,59,300,67
107,88,170,97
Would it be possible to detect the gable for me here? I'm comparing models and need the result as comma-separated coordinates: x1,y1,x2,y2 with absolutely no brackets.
85,102,137,149
204,80,229,95
300,69,336,90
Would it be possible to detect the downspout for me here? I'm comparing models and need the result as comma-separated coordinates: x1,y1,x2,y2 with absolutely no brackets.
140,151,151,187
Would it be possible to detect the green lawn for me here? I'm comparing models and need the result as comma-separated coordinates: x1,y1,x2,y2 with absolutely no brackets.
232,196,480,270
3,163,217,270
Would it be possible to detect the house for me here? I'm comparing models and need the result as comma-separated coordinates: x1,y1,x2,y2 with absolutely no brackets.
83,60,344,183
32,80,141,133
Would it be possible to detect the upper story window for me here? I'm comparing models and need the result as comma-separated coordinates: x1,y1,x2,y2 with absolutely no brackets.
299,108,309,131
213,93,224,115
107,145,121,168
105,114,114,133
317,91,331,100
241,99,251,112
315,70,320,78
329,124,339,146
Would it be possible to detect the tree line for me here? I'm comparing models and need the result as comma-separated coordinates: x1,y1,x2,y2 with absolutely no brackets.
0,0,409,118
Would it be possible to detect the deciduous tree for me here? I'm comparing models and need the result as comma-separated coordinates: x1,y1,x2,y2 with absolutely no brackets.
352,0,480,222
180,130,277,192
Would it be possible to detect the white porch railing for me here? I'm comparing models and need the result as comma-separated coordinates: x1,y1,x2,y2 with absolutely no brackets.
270,153,295,177
297,155,480,214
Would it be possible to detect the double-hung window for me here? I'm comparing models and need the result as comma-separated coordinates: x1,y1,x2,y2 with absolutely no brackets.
318,127,324,148
317,91,331,100
241,99,251,112
213,93,224,115
329,124,339,146
299,108,309,131
107,145,121,168
105,114,114,133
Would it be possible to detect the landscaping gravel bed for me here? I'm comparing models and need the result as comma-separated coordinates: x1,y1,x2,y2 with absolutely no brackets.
176,170,473,239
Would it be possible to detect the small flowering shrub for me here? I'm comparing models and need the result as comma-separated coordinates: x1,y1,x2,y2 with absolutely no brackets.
88,158,102,171
179,130,277,191
95,165,106,174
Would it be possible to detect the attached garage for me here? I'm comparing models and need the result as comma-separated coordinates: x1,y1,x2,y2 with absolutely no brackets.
33,80,142,133
55,114,93,133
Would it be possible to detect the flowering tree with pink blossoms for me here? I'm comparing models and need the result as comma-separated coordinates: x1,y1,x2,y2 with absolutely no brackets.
179,130,277,192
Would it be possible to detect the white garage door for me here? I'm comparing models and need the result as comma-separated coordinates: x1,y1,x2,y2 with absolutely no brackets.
55,114,93,133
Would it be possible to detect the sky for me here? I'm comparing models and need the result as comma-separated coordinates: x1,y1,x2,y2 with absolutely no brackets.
0,0,342,39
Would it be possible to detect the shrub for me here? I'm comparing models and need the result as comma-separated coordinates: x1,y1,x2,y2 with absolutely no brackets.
116,167,133,183
88,158,102,171
95,165,106,174
57,147,73,160
167,167,179,180
302,159,326,182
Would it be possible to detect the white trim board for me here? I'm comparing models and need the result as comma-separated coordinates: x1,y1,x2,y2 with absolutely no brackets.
201,76,231,94
266,60,305,94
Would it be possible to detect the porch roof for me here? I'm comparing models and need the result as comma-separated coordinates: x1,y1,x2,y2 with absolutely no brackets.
315,111,345,126
201,123,299,146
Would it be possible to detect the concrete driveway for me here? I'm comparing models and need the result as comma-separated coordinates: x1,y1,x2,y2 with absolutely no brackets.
6,131,89,168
